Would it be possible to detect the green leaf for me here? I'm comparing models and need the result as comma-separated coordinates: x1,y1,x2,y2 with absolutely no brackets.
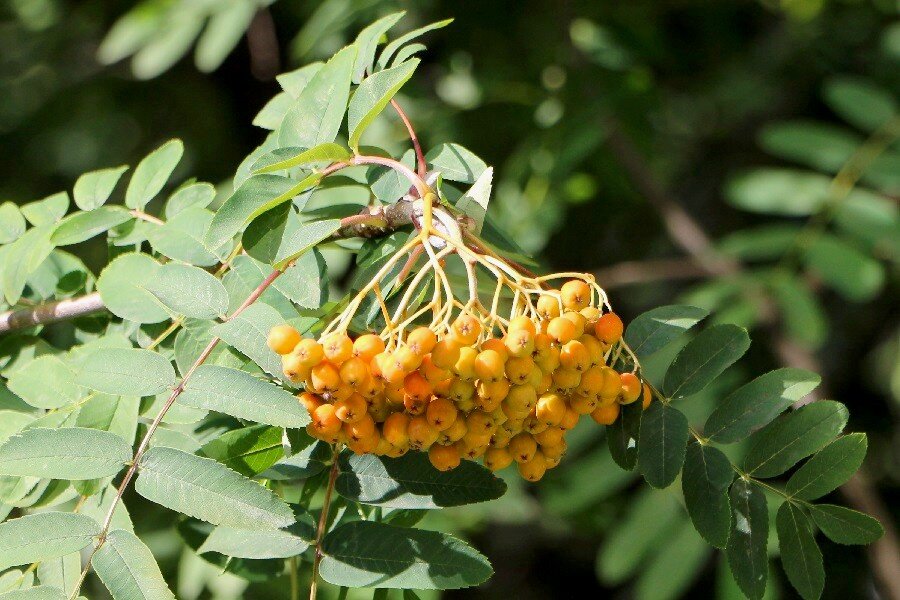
351,12,406,83
0,203,27,244
253,92,293,130
125,139,183,210
220,255,297,318
804,235,884,302
0,587,67,600
718,225,802,262
663,324,750,399
179,365,310,428
1,225,55,305
743,401,849,478
163,182,216,218
76,394,140,446
36,552,80,597
273,218,341,270
194,1,256,72
682,441,733,547
624,305,709,360
274,248,328,309
77,348,175,397
319,521,492,589
276,62,324,97
768,274,828,349
279,44,356,148
633,519,710,600
261,440,331,481
93,529,175,600
0,427,130,479
7,355,82,409
808,505,883,545
786,433,867,500
148,207,222,267
776,503,824,600
205,174,318,250
726,479,768,600
425,143,487,184
211,302,285,380
377,18,454,69
822,76,897,132
335,452,506,509
252,143,352,174
198,522,312,559
21,193,68,226
0,512,100,570
136,446,293,529
131,12,203,80
454,167,493,235
73,165,129,210
607,401,643,470
144,262,228,319
50,207,132,246
637,402,689,488
348,59,419,150
705,368,821,444
200,425,285,477
97,253,172,324
758,121,859,173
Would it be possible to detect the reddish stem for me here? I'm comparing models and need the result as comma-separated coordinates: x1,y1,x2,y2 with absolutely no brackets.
390,98,427,180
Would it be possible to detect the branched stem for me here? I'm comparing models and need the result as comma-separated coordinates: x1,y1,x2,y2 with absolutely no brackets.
310,446,341,600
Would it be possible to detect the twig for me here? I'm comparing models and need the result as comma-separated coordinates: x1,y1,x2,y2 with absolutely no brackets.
0,293,105,333
310,446,341,600
129,210,164,225
390,98,427,180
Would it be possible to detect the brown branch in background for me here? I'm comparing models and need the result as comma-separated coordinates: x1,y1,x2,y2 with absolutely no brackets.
0,293,105,333
594,258,709,289
247,8,281,81
603,118,900,600
390,99,427,180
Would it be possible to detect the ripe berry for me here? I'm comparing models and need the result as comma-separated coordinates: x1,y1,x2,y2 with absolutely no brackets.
536,295,561,320
579,334,604,366
591,402,620,425
561,280,591,311
569,394,598,415
403,394,427,416
504,384,537,412
419,355,450,384
466,410,496,436
594,312,624,344
534,426,564,447
505,329,534,358
536,393,567,426
328,384,354,402
407,327,437,356
474,349,506,382
599,366,622,399
334,394,367,423
267,325,301,355
552,368,581,391
484,447,514,471
518,451,548,481
294,339,325,368
541,439,566,460
481,338,510,362
310,362,341,393
580,306,601,324
619,372,642,404
559,406,580,430
642,383,653,409
426,397,458,431
383,412,410,446
429,443,461,471
408,416,439,449
559,340,590,371
451,314,481,346
476,379,510,411
508,433,537,463
440,417,468,443
313,404,341,436
353,334,385,361
282,354,310,383
547,317,577,344
452,346,478,381
297,392,324,414
561,311,587,337
339,357,370,389
431,338,461,370
403,371,433,402
348,428,380,454
505,355,534,385
448,378,475,402
393,345,423,372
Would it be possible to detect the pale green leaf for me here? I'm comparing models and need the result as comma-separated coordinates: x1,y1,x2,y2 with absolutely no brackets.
425,143,487,184
348,59,419,150
97,253,171,324
351,12,405,83
93,529,175,600
198,523,311,559
0,427,130,479
76,348,176,396
125,140,184,210
210,302,285,380
252,143,352,174
0,203,27,244
50,207,132,246
7,355,82,410
194,2,255,72
163,182,216,218
454,167,492,235
144,262,228,319
0,512,100,570
21,193,68,227
377,18,454,69
73,166,129,210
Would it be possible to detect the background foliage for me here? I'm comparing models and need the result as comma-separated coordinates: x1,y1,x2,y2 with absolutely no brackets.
0,0,898,599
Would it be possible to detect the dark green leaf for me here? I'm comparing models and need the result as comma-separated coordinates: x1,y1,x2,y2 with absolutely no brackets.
743,401,849,478
633,519,710,600
808,505,883,545
261,440,331,481
776,502,824,600
624,305,709,360
200,425,285,477
319,521,492,589
377,19,454,69
336,452,506,509
804,235,884,302
786,434,867,500
637,402,689,488
705,368,821,444
663,324,750,399
682,441,733,547
726,479,768,600
607,401,642,470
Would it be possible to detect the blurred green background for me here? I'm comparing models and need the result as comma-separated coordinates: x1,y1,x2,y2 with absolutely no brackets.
1,0,898,598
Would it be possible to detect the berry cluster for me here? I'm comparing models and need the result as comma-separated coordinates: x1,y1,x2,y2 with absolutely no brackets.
267,279,650,481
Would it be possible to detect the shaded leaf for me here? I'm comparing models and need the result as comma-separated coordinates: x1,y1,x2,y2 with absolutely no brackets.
726,479,768,600
663,324,750,399
607,401,642,470
776,502,824,600
808,505,883,545
454,167,493,235
261,440,331,481
682,441,733,547
200,425,285,477
198,521,313,559
637,402,689,488
786,433,867,500
804,235,884,302
377,18,454,69
624,305,709,360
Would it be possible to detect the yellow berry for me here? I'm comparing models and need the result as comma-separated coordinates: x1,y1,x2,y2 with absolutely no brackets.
267,325,301,355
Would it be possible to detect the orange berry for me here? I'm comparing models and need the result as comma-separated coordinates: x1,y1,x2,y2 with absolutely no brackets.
577,366,605,397
466,410,497,436
310,362,341,393
541,439,567,460
393,345,423,372
294,339,324,368
426,397,458,431
385,444,409,458
419,355,450,385
328,384,354,402
599,366,622,399
383,412,410,447
642,383,653,409
505,329,534,358
452,346,478,381
552,368,581,391
429,443,462,471
282,353,310,383
353,334,385,362
431,338,461,370
503,384,537,416
504,355,534,385
484,447,514,471
403,394,428,416
535,426,564,447
508,315,536,335
268,325,301,355
358,375,382,400
408,416,439,449
561,280,591,311
518,451,547,481
448,378,475,403
536,295,561,320
333,394,367,423
407,327,437,356
569,394,598,415
535,393,567,426
559,340,590,372
509,433,538,463
474,349,506,382
347,428,380,454
547,317,578,344
481,338,510,362
477,379,510,411
297,392,324,414
561,311,587,337
322,333,353,365
591,402,620,425
594,312,624,344
559,406,580,430
403,371,433,402
383,383,406,406
451,314,482,346
440,417,468,444
344,414,376,442
580,306,601,324
619,373,642,404
312,404,341,436
579,334,604,366
339,357,370,389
